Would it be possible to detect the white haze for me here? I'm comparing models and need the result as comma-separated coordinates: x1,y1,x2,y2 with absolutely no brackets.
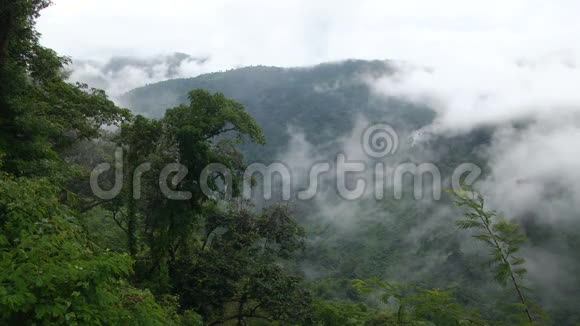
368,53,580,133
364,52,580,223
66,54,215,100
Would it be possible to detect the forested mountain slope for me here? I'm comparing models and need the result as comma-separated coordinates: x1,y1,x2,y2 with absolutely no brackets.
121,60,440,160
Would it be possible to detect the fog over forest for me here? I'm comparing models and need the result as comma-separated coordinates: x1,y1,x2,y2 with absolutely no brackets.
1,1,579,325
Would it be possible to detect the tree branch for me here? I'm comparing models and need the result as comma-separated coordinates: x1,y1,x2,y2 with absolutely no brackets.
111,210,128,234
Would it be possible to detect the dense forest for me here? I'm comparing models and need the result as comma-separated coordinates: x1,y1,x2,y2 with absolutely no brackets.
1,1,579,325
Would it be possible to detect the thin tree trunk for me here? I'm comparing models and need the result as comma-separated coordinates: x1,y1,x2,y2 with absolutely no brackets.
127,197,137,258
0,10,13,67
477,208,533,323
127,165,137,258
396,304,404,325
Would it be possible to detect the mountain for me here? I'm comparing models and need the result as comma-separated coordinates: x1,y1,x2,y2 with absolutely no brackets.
120,60,439,160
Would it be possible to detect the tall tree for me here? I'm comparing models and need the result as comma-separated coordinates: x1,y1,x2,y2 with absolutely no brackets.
118,90,264,285
0,0,52,66
0,0,129,179
0,2,179,324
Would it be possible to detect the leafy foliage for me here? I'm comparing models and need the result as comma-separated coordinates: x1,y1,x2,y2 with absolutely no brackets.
0,175,176,325
353,278,486,325
452,187,543,325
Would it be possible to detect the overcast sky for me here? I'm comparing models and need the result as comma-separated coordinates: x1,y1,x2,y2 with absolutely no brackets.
37,0,580,69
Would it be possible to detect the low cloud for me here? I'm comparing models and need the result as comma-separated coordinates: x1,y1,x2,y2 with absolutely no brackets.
367,52,580,133
364,47,580,223
66,52,211,100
